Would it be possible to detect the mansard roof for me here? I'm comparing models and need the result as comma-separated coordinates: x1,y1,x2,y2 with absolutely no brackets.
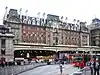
0,25,9,30
92,18,100,23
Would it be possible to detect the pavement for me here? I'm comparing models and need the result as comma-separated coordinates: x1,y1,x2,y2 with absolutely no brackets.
0,63,91,75
18,64,82,75
0,63,47,75
56,66,91,75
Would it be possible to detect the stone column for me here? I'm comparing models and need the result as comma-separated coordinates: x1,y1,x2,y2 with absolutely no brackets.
19,24,22,42
80,33,83,46
87,34,89,46
0,38,1,55
5,38,14,62
50,28,53,46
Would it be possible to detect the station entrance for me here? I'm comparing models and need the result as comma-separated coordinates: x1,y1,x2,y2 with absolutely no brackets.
14,50,56,62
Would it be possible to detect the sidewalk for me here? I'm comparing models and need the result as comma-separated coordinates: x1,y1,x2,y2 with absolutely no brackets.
61,66,91,75
56,65,81,75
0,63,46,75
82,70,91,75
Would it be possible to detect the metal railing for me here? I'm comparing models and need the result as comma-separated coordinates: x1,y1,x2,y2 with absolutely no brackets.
0,63,46,75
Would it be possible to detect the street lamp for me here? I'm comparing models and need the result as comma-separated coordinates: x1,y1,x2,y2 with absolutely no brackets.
84,49,88,65
90,47,93,60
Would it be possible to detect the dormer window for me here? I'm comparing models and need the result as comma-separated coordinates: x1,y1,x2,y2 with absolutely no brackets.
2,29,6,34
28,19,31,24
32,19,35,25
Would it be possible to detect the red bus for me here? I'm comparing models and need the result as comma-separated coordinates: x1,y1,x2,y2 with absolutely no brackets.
69,54,84,67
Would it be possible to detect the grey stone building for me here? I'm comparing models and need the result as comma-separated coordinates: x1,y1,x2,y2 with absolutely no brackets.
89,18,100,46
3,9,21,44
0,25,14,62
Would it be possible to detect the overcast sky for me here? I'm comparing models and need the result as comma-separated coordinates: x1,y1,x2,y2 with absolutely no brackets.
0,0,100,25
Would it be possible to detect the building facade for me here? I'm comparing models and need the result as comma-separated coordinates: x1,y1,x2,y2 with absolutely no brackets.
3,9,21,44
3,9,89,47
89,18,100,46
0,25,14,62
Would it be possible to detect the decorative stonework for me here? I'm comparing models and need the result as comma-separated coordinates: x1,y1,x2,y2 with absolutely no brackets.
3,8,89,47
0,25,14,62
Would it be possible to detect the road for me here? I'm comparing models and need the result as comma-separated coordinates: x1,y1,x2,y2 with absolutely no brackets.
18,64,81,75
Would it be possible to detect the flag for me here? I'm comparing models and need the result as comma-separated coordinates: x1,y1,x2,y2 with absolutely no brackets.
61,16,63,19
77,20,80,23
20,8,22,12
5,6,8,9
84,21,87,24
37,12,40,15
25,10,28,13
73,19,76,22
65,17,68,20
43,12,45,16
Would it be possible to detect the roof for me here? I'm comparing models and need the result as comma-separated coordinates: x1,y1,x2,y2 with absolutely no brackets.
47,14,59,17
92,18,100,23
0,25,9,30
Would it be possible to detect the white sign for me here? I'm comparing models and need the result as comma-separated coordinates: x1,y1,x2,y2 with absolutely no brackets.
27,53,30,58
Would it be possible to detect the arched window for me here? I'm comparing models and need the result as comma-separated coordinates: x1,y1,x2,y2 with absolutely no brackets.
28,19,31,24
37,18,40,25
32,18,36,25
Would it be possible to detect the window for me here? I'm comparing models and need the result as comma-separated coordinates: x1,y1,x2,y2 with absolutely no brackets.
37,27,39,30
23,25,26,29
13,40,15,44
28,19,32,24
1,39,6,55
32,18,36,25
53,43,55,45
1,39,5,48
2,29,6,34
1,48,5,55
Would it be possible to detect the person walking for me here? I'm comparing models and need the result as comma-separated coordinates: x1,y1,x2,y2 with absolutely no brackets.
93,58,100,75
59,64,63,74
90,59,94,75
87,59,94,75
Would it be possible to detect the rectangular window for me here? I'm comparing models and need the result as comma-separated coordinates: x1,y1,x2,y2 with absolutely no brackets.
1,39,6,54
1,39,5,48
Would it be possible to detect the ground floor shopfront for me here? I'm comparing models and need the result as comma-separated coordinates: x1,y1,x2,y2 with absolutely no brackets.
1,43,100,63
13,45,100,63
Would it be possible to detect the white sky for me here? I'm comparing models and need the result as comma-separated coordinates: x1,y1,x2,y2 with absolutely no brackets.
0,0,100,25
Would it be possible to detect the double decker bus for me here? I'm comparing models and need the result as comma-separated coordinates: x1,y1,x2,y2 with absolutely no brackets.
71,53,100,67
69,53,84,67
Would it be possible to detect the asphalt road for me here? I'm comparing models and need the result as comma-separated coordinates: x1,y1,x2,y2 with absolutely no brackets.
18,64,80,75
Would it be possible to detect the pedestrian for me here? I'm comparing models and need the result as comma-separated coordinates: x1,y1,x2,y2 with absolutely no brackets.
59,64,63,74
90,59,94,75
93,58,100,75
86,59,94,75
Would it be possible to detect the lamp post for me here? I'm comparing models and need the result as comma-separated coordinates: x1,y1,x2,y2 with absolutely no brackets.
90,47,92,60
84,49,88,65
